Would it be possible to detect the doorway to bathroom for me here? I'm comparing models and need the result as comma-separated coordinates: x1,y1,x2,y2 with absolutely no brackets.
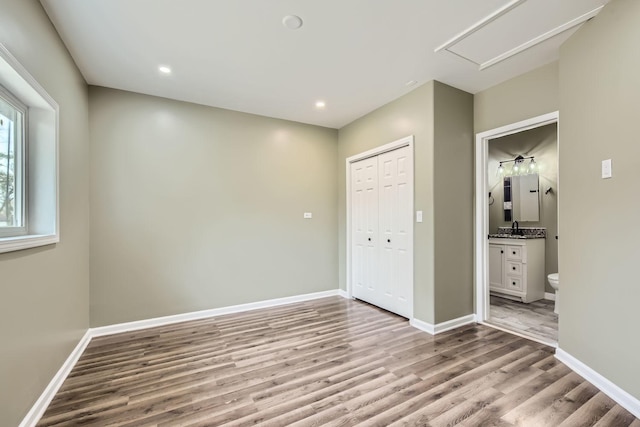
474,112,559,346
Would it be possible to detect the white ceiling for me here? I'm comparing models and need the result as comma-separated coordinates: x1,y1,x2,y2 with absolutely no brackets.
40,0,609,129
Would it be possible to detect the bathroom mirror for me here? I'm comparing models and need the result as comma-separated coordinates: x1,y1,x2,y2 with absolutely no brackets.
503,173,540,222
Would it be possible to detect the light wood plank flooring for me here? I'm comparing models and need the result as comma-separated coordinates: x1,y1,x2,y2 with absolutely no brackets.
489,295,558,344
38,297,637,426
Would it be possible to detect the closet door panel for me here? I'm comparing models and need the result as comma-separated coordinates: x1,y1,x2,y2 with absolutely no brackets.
350,157,378,305
378,146,412,317
378,153,397,313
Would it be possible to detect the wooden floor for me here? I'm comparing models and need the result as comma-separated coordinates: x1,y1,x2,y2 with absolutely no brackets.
489,295,558,343
38,297,638,426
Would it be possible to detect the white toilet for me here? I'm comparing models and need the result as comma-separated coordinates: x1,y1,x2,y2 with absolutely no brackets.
547,273,559,314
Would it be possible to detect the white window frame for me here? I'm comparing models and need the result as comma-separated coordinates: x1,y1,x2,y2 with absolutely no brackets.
0,85,28,238
0,42,59,254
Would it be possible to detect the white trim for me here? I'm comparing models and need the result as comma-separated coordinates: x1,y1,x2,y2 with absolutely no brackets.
0,234,59,254
91,289,340,337
434,314,477,334
345,135,414,318
434,0,526,53
18,330,91,427
410,318,435,335
345,135,414,164
338,289,349,299
0,42,60,254
410,314,477,336
475,112,559,325
479,6,604,70
556,348,640,419
481,321,557,348
435,3,604,72
544,292,556,301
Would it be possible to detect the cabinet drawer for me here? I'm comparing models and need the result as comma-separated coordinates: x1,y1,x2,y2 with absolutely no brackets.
506,246,523,261
506,262,522,276
506,276,523,291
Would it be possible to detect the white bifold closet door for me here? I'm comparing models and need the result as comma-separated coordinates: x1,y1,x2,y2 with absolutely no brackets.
351,146,412,318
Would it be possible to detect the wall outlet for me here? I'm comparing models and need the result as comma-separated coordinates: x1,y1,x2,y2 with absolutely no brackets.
416,211,423,223
303,212,312,219
602,159,612,179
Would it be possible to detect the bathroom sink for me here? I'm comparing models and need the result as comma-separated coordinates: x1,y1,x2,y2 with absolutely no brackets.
488,233,527,239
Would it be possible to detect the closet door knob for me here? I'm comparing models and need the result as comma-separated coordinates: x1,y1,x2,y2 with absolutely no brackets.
387,239,391,243
368,238,371,241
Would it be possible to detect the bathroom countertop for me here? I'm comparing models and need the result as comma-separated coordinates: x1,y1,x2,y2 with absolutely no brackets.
493,227,547,239
488,234,545,239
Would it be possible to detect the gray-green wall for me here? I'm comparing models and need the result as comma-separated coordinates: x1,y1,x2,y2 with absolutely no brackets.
338,82,436,323
89,87,338,326
433,83,474,323
488,124,558,292
338,81,473,324
0,1,90,425
474,61,558,133
559,0,640,399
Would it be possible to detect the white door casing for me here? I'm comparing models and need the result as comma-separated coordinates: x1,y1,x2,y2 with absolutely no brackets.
474,112,558,323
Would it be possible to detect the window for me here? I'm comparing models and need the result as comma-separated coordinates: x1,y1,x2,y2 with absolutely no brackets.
0,87,26,237
0,42,59,254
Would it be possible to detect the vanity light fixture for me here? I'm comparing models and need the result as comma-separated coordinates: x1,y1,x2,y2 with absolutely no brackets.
497,155,536,177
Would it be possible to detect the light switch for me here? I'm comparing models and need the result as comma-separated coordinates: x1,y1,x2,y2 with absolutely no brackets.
416,211,423,223
303,212,312,219
602,159,612,179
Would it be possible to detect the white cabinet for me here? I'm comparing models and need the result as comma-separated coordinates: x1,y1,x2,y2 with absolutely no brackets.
489,238,545,303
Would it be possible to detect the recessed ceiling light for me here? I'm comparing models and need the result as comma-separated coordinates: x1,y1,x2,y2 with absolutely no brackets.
315,100,326,109
158,65,172,75
405,80,418,87
282,15,303,30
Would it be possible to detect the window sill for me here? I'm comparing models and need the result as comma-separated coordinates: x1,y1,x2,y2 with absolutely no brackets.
0,233,59,254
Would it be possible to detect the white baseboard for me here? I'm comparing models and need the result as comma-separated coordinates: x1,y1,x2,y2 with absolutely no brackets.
338,289,349,299
91,289,340,337
410,317,434,335
19,330,92,427
434,314,477,334
20,289,342,426
556,348,640,419
410,314,476,336
544,292,556,301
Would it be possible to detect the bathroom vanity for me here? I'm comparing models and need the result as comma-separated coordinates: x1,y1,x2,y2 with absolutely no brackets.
489,237,545,303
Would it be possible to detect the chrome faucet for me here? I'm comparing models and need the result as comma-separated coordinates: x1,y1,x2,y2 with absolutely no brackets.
511,221,520,235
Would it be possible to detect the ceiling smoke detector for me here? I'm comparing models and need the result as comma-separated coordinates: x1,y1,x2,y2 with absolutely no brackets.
282,15,303,30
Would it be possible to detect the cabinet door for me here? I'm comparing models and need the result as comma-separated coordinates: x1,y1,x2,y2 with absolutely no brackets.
489,244,505,289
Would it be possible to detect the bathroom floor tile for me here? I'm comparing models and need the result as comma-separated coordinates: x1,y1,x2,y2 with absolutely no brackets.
489,295,558,343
